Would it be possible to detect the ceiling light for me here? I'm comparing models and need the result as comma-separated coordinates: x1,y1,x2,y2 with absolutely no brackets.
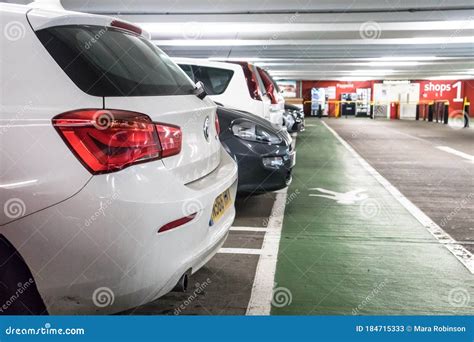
351,69,395,75
152,36,474,46
208,57,268,62
376,56,438,61
367,61,420,66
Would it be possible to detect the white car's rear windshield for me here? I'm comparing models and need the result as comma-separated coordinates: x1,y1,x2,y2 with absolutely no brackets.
178,64,234,95
36,25,196,97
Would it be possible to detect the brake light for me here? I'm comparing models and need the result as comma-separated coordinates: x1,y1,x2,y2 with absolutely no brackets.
267,83,277,104
215,114,221,135
110,20,142,35
155,123,182,158
52,109,181,174
228,62,262,101
258,67,278,104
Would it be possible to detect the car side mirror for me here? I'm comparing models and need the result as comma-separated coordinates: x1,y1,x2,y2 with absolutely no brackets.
194,81,207,100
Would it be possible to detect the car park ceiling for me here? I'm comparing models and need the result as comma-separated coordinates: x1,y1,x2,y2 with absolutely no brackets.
61,0,474,80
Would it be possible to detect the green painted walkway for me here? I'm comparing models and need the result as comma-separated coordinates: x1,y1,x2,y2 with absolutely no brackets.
272,118,474,315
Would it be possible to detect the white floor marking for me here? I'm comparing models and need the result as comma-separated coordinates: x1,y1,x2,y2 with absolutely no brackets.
309,187,368,204
322,121,474,274
436,146,474,162
230,226,268,232
218,248,262,255
246,187,289,315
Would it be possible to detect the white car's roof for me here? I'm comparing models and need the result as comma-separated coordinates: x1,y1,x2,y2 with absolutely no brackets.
28,8,113,31
0,3,29,14
172,58,243,71
0,2,104,22
1,2,149,38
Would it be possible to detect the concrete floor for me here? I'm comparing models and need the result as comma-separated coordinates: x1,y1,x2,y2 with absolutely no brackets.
325,118,474,253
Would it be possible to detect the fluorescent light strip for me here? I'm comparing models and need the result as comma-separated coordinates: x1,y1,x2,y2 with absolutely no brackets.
376,56,438,61
367,61,420,66
153,36,474,46
141,20,474,34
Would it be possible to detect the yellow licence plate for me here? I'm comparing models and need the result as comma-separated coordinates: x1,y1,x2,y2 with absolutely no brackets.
210,188,232,226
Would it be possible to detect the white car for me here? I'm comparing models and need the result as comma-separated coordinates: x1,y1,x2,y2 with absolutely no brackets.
173,58,285,127
0,3,237,315
255,66,286,126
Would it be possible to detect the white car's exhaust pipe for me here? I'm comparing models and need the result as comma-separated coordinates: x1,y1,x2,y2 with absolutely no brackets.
172,273,189,292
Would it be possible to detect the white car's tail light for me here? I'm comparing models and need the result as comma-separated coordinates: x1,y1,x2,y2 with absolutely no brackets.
257,67,278,104
215,114,221,135
52,109,182,174
155,123,182,158
228,62,262,101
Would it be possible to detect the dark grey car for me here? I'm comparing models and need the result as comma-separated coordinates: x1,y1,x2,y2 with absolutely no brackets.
217,106,295,194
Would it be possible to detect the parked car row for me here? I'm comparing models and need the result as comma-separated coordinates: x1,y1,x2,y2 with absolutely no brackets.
0,3,302,315
175,58,285,128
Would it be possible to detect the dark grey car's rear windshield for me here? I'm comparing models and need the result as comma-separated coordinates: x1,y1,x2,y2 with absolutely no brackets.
36,25,195,97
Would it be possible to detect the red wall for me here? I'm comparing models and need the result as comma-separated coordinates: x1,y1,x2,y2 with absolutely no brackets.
302,80,474,117
417,80,465,113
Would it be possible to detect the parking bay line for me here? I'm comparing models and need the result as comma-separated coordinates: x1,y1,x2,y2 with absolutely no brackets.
322,121,474,274
436,146,474,162
246,187,289,315
230,226,268,232
218,248,262,255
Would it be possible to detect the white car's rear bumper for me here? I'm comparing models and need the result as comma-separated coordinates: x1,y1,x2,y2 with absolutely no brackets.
1,148,238,314
269,109,284,128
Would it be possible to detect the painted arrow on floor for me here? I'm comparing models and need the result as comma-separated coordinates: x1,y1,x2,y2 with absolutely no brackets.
308,188,368,204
